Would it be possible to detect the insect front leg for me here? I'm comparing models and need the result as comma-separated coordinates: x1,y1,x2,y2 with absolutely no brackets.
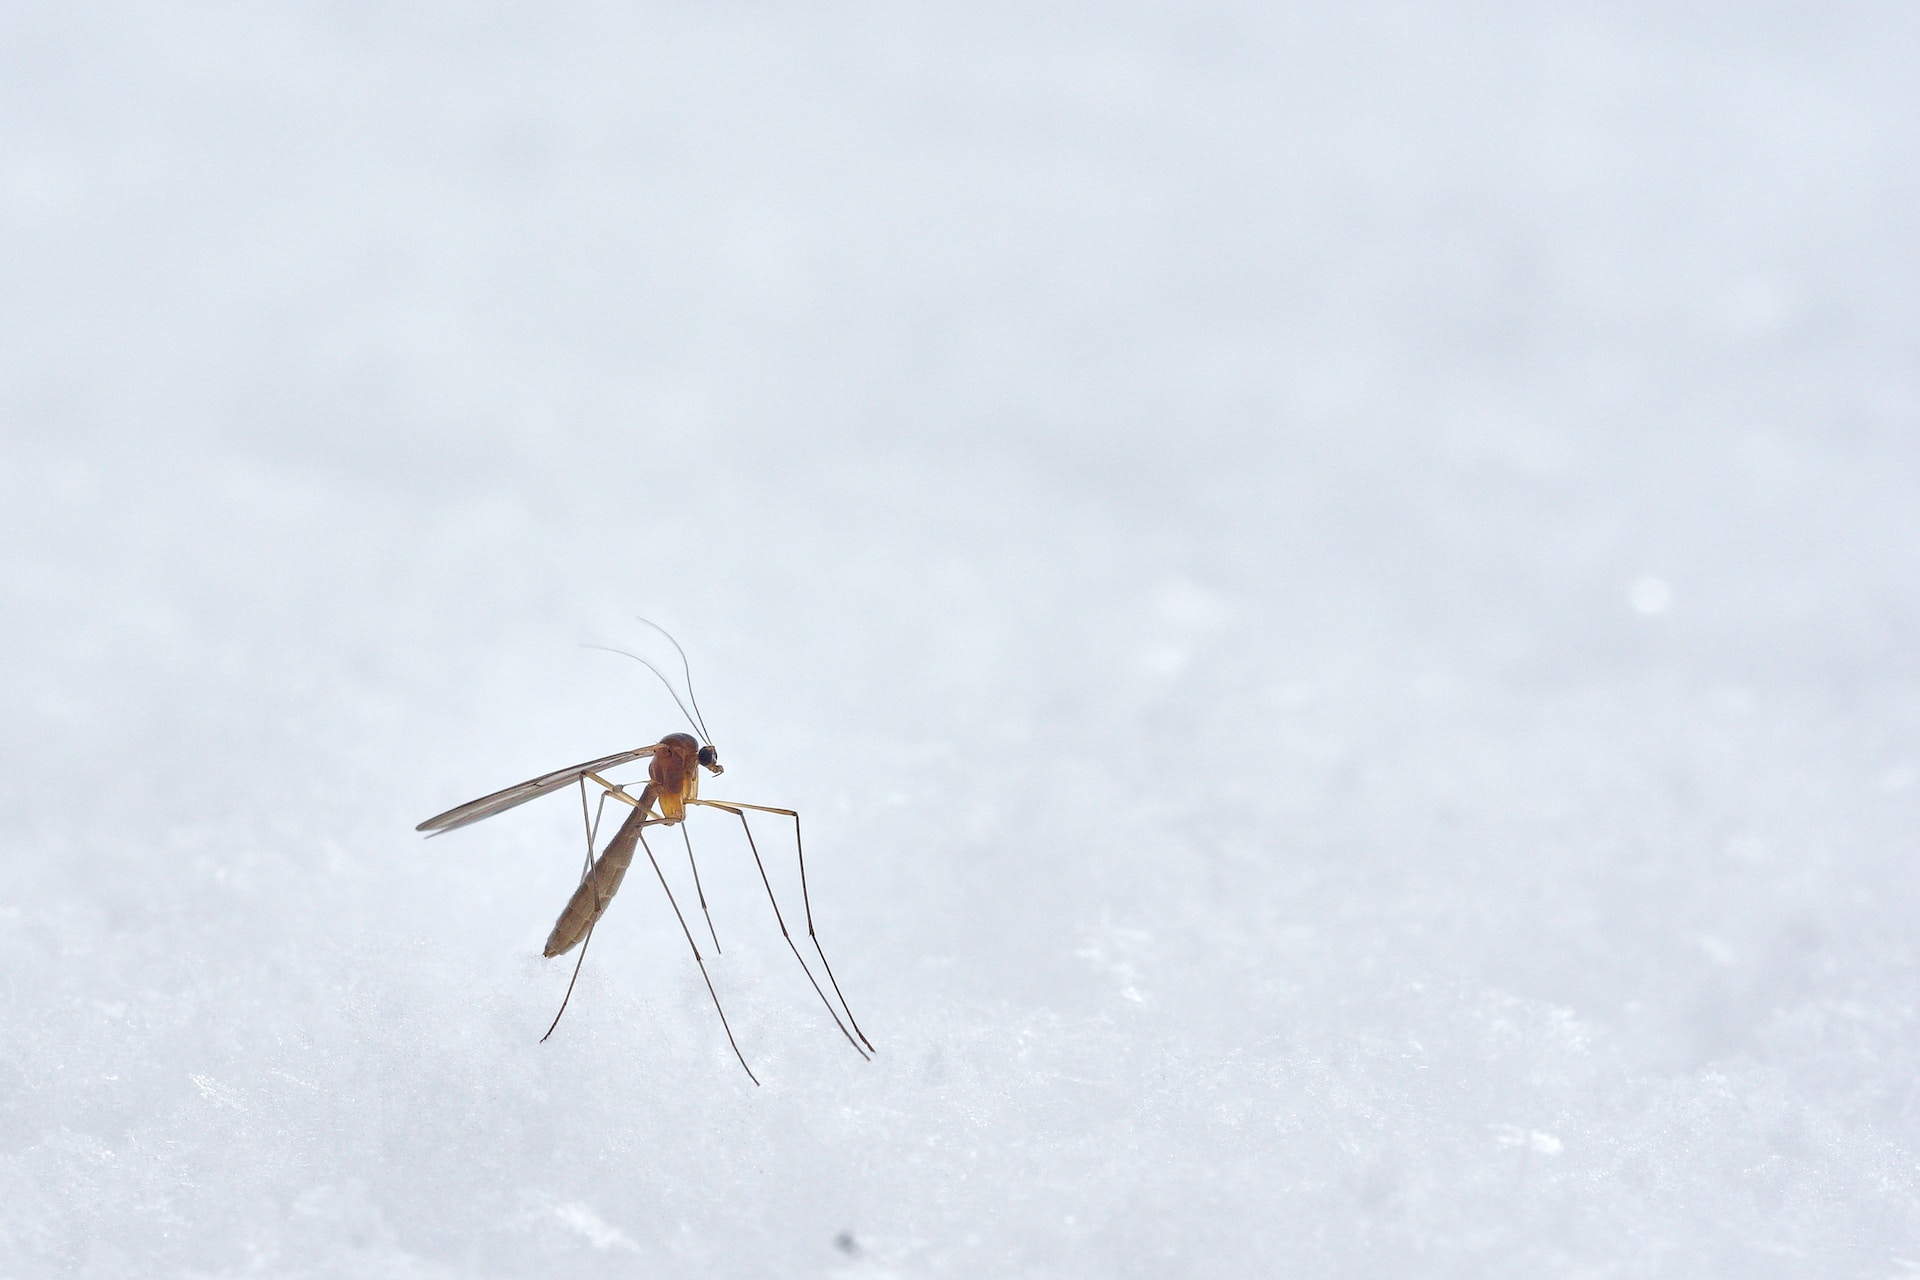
688,799,872,1056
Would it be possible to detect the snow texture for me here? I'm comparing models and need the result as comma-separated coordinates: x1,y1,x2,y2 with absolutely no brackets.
3,3,1918,1276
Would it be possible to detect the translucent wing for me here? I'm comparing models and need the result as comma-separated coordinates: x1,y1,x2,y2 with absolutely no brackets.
416,746,658,835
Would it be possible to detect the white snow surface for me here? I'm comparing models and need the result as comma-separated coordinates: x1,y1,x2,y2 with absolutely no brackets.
4,4,1919,1276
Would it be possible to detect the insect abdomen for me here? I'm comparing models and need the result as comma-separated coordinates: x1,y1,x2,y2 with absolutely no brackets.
543,793,651,957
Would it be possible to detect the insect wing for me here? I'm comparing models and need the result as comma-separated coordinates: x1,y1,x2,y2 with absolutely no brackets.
416,746,658,834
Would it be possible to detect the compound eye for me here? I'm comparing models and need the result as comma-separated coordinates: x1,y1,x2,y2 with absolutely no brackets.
697,745,719,768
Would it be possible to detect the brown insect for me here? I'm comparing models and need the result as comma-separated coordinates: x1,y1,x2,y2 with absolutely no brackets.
415,625,870,1084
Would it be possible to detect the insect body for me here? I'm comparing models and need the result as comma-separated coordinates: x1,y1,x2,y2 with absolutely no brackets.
541,732,713,959
415,637,870,1085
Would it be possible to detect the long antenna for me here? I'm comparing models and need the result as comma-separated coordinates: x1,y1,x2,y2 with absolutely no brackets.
583,645,703,740
635,617,713,744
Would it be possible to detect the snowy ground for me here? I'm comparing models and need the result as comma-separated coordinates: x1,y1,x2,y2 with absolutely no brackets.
4,4,1918,1276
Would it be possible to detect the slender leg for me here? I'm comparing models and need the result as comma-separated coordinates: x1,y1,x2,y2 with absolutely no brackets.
690,800,871,1057
540,780,643,1043
695,799,872,1052
576,777,612,881
681,822,723,956
541,917,596,1042
583,771,645,811
635,827,759,1086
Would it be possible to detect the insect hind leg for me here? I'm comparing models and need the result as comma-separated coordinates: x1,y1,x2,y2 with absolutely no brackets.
536,779,622,1043
541,919,596,1042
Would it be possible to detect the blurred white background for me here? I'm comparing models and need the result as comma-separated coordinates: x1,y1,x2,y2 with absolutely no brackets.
3,3,1917,1276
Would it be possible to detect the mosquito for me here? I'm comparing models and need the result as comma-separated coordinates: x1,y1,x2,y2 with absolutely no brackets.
415,622,871,1084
